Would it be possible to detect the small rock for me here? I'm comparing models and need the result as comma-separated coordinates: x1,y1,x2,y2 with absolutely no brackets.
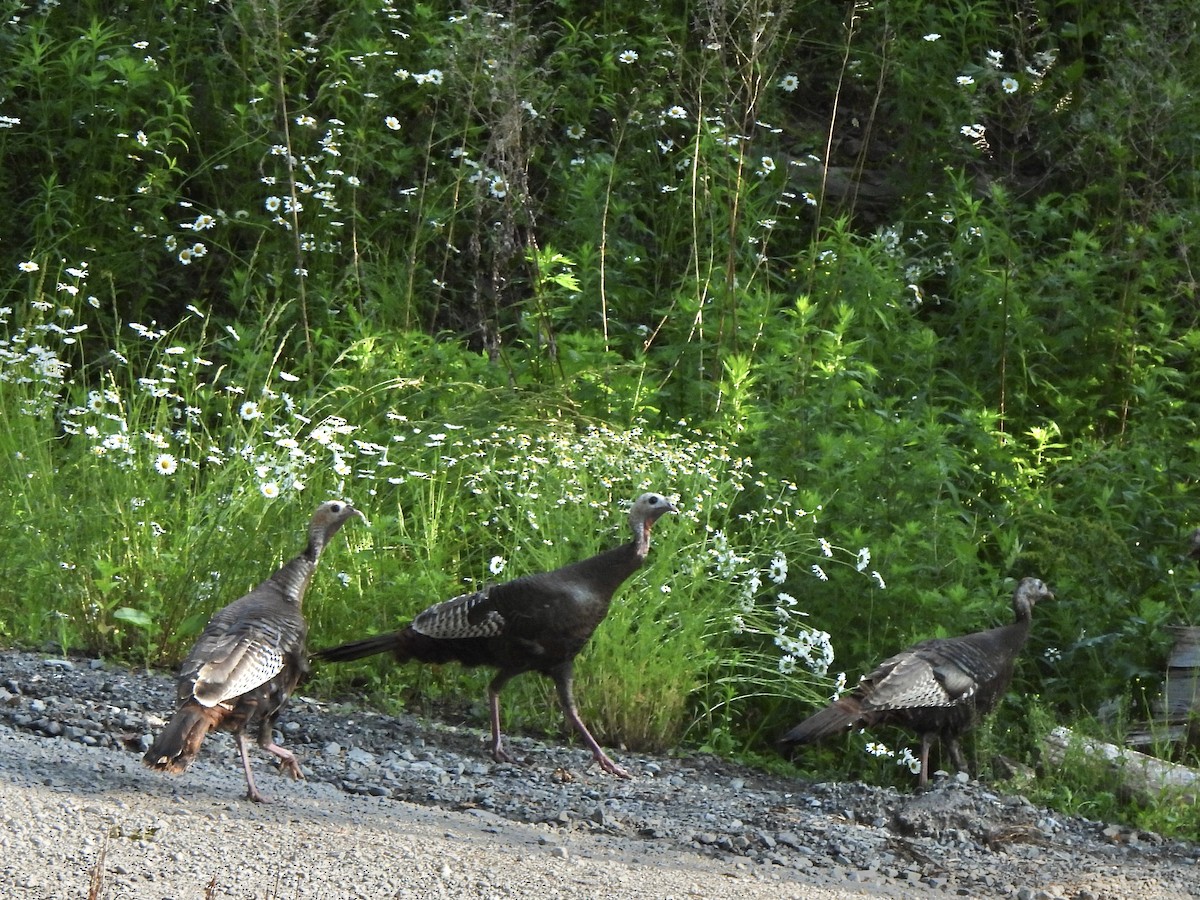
776,831,802,850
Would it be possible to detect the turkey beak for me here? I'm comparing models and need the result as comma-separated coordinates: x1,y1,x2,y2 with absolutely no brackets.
656,499,680,525
644,499,678,541
351,507,370,528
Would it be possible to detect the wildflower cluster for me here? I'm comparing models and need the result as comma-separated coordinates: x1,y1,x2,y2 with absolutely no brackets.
0,279,369,505
385,416,750,557
864,739,923,775
700,485,888,734
943,40,1059,154
2,262,93,416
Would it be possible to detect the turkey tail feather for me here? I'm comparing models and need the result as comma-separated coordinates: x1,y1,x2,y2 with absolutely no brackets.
314,631,411,663
317,626,513,669
142,702,222,774
780,698,864,745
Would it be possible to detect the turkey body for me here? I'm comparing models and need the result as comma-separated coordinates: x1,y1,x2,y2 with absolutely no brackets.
781,577,1054,785
143,500,362,802
315,492,677,778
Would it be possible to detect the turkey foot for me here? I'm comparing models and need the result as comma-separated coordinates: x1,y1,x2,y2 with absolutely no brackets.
266,742,305,780
590,751,631,779
489,739,524,766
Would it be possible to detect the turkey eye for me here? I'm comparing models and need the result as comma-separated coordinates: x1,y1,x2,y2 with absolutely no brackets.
330,503,343,513
648,496,659,505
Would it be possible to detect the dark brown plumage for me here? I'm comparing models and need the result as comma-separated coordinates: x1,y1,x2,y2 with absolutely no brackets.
780,577,1054,785
314,492,678,778
143,499,362,802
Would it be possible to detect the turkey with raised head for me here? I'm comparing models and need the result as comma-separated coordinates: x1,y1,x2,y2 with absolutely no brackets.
314,491,678,778
780,576,1053,785
143,499,362,802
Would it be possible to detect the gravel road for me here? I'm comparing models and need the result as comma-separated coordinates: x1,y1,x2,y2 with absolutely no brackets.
0,650,1197,899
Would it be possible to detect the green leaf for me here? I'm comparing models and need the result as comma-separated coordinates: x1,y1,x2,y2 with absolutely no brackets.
113,607,155,631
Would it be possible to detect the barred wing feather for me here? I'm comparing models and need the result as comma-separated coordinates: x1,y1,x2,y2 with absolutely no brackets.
412,587,507,639
192,636,287,707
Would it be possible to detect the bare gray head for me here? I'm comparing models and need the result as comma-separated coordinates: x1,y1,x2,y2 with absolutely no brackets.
628,492,678,555
307,499,364,556
1012,576,1054,617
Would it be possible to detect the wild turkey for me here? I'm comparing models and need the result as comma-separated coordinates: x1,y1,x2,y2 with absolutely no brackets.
780,576,1054,785
143,499,362,802
314,491,677,778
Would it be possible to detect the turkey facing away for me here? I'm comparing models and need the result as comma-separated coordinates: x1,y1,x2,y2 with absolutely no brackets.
143,500,362,802
315,492,678,779
780,577,1054,785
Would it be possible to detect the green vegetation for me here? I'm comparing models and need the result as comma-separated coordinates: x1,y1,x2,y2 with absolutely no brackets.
1,0,1197,837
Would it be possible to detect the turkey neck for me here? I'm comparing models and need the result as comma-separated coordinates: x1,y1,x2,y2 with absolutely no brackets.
554,540,649,608
272,529,330,609
1010,594,1035,631
986,596,1034,651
